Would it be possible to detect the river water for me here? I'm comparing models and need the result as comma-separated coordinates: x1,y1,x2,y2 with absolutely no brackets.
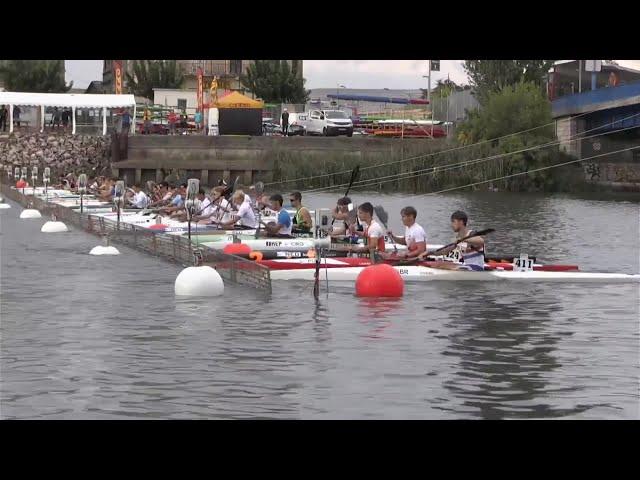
1,191,638,419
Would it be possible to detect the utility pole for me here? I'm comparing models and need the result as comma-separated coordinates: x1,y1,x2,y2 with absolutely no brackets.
578,60,582,93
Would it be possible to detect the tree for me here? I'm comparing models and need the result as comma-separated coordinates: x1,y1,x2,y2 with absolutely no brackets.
421,78,465,99
241,60,310,104
456,81,553,145
126,60,184,101
0,60,72,92
463,60,555,104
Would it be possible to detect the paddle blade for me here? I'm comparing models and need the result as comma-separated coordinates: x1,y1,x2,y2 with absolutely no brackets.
373,205,389,228
344,165,360,197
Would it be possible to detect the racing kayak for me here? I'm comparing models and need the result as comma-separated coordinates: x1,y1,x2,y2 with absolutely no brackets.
255,257,579,272
200,237,412,252
268,264,640,283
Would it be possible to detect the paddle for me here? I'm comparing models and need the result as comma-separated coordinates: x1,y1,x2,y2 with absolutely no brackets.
408,228,495,264
254,181,265,239
331,165,360,227
373,205,397,256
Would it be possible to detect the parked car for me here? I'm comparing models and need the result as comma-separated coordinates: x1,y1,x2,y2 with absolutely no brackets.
287,124,306,136
295,110,353,137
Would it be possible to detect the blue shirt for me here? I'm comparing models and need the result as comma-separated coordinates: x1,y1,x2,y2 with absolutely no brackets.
171,194,184,207
277,209,291,229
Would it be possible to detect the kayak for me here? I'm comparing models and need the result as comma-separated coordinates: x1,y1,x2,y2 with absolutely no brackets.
255,257,579,272
200,237,412,252
268,264,640,283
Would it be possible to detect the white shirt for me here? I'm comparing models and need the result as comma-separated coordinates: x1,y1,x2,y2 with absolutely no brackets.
199,197,213,217
210,197,231,223
366,220,385,240
132,190,149,208
235,200,257,228
404,222,426,251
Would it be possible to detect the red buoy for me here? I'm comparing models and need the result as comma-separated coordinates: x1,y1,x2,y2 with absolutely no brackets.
355,264,404,298
223,243,252,255
149,224,169,230
16,179,27,188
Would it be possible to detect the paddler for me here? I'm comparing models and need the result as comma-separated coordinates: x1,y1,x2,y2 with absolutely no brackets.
289,191,312,234
216,190,257,229
437,210,486,271
383,206,427,259
330,196,357,236
346,202,385,256
202,186,231,225
159,183,186,216
262,193,293,238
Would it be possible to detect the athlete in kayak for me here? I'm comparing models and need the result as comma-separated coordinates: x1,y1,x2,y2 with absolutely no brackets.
262,193,293,238
330,196,357,236
383,206,427,260
436,210,486,271
216,190,257,229
289,191,312,234
347,202,385,257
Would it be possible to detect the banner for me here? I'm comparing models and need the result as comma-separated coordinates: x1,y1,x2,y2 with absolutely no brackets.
197,67,204,113
113,60,123,94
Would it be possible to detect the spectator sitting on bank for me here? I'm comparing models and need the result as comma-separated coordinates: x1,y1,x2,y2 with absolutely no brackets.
168,110,177,135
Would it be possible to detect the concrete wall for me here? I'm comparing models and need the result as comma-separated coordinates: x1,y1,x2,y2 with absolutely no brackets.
111,135,441,187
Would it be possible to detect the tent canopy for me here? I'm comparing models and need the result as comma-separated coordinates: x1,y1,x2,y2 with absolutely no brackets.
0,91,136,109
215,91,264,109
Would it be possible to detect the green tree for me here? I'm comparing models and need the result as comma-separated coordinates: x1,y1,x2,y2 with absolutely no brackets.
241,60,310,103
421,78,465,100
463,60,554,104
126,60,184,101
0,60,72,92
457,81,553,145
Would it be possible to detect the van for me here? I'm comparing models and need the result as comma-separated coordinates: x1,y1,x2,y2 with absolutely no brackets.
296,109,353,137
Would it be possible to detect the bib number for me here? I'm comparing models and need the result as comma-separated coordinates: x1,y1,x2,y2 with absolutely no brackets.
513,254,534,272
446,248,462,262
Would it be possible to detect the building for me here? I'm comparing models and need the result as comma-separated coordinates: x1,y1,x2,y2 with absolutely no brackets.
102,60,303,97
549,61,640,99
552,78,640,188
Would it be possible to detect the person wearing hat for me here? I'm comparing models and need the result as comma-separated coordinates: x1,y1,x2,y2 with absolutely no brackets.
281,108,289,136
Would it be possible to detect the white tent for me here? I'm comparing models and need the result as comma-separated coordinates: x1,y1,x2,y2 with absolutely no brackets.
0,92,137,135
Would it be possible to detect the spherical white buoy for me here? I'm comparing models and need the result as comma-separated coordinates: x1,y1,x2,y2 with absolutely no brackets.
20,209,42,219
0,196,4,203
175,266,224,297
0,203,10,209
89,245,120,255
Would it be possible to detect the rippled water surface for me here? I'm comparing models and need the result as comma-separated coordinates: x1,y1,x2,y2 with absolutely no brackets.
1,191,639,419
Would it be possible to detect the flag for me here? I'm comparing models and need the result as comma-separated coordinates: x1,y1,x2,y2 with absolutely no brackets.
113,60,123,94
197,67,204,113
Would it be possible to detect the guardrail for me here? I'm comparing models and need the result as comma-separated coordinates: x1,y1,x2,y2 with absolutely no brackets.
0,185,272,293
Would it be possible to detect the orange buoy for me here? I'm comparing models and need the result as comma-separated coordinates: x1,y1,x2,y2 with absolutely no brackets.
355,264,404,298
223,243,252,255
149,224,169,230
16,179,27,188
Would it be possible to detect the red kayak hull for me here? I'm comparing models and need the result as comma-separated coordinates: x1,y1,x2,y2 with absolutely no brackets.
257,258,579,272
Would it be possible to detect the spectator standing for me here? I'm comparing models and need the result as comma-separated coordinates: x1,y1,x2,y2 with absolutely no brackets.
121,108,132,134
0,105,6,132
143,107,152,134
62,109,69,129
281,108,289,136
194,110,203,132
52,107,61,128
13,105,21,128
168,110,177,135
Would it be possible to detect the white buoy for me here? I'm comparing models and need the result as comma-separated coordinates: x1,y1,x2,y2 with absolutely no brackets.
89,245,120,255
20,209,42,219
0,196,4,202
175,266,224,297
41,221,69,233
0,203,10,209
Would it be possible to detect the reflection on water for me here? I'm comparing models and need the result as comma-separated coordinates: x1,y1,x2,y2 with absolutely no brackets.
1,192,639,419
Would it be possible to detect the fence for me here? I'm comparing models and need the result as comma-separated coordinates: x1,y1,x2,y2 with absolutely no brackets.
0,184,272,293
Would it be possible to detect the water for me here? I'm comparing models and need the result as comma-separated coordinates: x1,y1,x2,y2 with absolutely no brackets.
1,191,639,419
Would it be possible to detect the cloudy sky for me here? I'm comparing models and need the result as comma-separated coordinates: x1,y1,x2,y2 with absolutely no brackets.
65,60,640,90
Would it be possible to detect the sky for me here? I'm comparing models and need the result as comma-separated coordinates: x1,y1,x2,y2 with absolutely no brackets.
65,60,640,90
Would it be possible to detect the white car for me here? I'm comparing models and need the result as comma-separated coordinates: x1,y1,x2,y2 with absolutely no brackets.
295,109,353,137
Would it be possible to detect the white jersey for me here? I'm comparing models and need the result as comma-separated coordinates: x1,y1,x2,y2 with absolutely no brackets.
199,197,213,217
210,198,232,223
235,200,258,228
452,229,484,267
132,190,149,208
404,222,426,252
